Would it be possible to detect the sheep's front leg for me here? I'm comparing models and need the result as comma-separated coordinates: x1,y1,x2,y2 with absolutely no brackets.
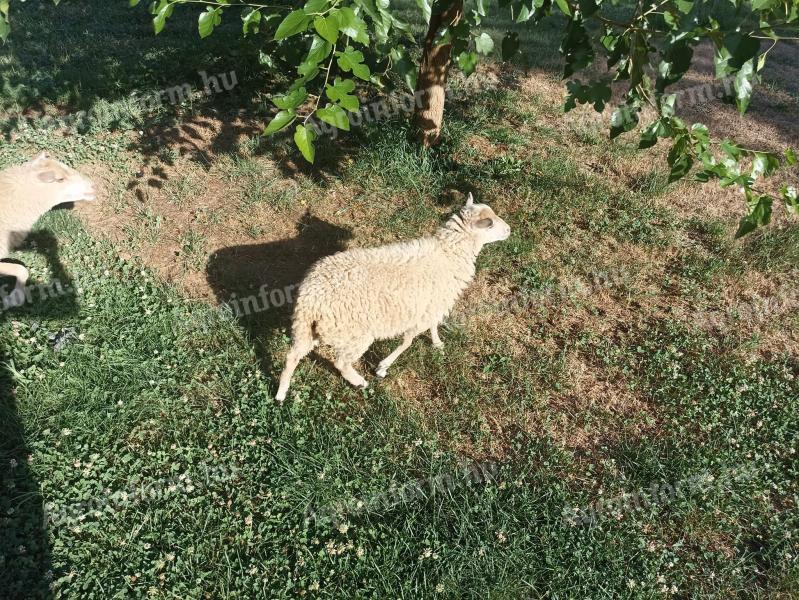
376,329,422,378
430,323,444,349
0,262,29,308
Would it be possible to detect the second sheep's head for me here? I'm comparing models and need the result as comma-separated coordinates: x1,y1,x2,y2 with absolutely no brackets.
447,193,511,246
24,152,97,209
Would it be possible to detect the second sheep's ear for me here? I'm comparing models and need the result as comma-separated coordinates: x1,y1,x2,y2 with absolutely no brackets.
37,170,57,183
465,192,474,207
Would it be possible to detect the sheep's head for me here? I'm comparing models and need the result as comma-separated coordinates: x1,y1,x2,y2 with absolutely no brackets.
447,193,511,245
21,152,97,207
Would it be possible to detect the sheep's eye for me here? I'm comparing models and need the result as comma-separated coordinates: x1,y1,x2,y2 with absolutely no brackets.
475,218,494,229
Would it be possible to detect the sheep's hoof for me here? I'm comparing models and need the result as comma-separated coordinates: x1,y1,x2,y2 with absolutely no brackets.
432,341,444,350
274,392,286,402
375,366,388,378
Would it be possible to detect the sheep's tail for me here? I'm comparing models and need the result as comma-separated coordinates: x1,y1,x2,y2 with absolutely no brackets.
291,312,319,348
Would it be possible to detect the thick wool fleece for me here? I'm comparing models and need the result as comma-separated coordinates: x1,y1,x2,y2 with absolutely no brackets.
275,199,511,400
295,228,479,358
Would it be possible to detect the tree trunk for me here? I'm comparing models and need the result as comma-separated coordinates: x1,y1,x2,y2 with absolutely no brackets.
413,0,463,147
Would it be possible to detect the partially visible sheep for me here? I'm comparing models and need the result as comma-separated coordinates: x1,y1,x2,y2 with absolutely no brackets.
0,152,96,307
275,193,511,401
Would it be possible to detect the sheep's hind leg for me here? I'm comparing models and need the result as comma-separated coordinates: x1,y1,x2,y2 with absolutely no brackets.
430,322,444,349
333,339,371,389
376,328,423,378
275,338,315,402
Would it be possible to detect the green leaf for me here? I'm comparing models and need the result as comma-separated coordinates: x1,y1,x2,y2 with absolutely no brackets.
198,7,222,39
564,79,611,112
734,58,757,114
516,4,532,22
659,93,677,118
297,61,320,78
675,0,693,13
294,124,317,163
337,47,371,81
303,0,329,14
305,34,332,66
326,77,359,112
690,122,709,145
337,7,370,45
561,18,593,78
627,30,649,90
259,50,277,69
655,42,693,92
417,0,432,23
638,119,668,149
667,136,693,182
274,9,310,40
264,110,297,135
273,87,308,110
456,51,479,76
314,14,339,44
721,140,742,160
358,0,391,43
475,32,494,55
781,185,798,214
723,32,760,70
751,151,780,178
609,103,639,138
316,104,351,131
554,0,571,16
390,47,418,91
476,0,492,16
152,2,174,35
242,9,262,35
501,31,519,60
735,192,772,237
663,9,678,28
0,15,9,43
578,0,600,18
785,148,797,166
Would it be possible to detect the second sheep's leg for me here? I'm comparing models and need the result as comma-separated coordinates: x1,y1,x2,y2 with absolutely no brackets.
333,338,372,389
430,322,444,349
376,328,424,378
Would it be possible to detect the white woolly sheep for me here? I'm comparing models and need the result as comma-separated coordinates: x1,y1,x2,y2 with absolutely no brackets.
275,193,511,401
0,152,96,307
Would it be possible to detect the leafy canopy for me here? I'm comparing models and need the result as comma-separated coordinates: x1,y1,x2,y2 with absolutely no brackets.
1,0,797,235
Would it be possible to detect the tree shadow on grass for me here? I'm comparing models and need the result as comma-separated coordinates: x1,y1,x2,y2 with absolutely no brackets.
0,228,81,600
205,212,353,378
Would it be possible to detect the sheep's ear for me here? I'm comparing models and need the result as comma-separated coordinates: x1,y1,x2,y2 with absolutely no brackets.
465,192,474,207
37,170,57,183
33,152,50,163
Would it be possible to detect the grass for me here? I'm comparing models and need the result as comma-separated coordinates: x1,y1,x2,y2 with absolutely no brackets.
1,0,798,598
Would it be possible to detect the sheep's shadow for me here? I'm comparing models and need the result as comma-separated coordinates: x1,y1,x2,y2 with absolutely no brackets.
0,228,79,600
205,212,353,377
